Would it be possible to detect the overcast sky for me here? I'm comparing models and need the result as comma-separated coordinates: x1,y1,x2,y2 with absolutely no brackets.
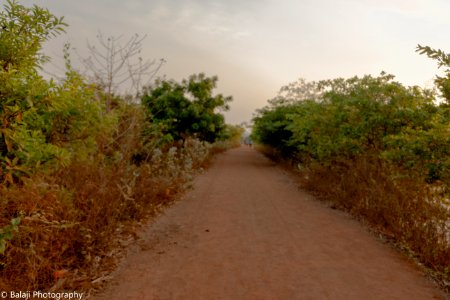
16,0,450,124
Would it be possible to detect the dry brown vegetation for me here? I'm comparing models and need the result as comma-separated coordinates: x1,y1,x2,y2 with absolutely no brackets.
0,138,225,293
258,145,449,292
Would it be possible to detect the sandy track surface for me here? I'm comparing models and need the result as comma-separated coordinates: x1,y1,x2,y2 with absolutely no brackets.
94,147,445,299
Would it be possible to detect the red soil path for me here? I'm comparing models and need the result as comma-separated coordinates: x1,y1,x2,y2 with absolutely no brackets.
94,147,445,299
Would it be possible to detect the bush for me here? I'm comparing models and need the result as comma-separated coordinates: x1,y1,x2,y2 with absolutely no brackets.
141,74,232,143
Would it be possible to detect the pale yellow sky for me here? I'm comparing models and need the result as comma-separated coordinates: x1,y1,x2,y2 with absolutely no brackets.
17,0,450,124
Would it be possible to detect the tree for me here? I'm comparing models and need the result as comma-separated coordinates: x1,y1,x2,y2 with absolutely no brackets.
271,78,322,105
0,0,67,141
252,103,300,156
220,124,245,146
0,0,67,182
252,73,439,164
77,33,165,111
141,74,232,143
416,44,450,104
0,0,66,72
0,1,109,183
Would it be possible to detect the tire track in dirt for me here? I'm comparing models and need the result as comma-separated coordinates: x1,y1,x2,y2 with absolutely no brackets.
93,147,446,300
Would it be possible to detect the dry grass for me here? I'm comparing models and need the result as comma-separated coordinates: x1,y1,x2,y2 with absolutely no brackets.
302,158,449,291
0,138,216,293
257,146,449,292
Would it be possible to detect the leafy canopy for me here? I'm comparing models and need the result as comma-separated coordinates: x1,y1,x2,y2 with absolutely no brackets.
252,69,448,182
142,73,232,143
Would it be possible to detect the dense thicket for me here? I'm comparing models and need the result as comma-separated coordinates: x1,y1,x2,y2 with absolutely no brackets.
253,72,449,182
252,52,449,284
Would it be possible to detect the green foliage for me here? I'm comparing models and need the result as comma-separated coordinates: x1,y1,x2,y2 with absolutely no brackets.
0,0,66,71
0,2,236,185
0,0,69,181
417,44,450,104
252,103,300,157
142,73,232,143
382,121,450,182
0,1,115,183
0,0,67,160
253,70,449,182
220,124,245,145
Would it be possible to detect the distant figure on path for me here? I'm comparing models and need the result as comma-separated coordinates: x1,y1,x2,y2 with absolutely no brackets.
244,137,253,147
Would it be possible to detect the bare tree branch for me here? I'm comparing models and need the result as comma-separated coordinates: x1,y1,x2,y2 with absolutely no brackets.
75,32,165,110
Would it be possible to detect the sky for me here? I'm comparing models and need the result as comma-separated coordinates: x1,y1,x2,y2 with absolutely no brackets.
14,0,450,124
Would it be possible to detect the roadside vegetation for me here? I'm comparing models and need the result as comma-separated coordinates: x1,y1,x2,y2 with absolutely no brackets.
252,49,450,288
0,0,242,292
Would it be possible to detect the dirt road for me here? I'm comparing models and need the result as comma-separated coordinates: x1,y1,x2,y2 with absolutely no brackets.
94,147,445,299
